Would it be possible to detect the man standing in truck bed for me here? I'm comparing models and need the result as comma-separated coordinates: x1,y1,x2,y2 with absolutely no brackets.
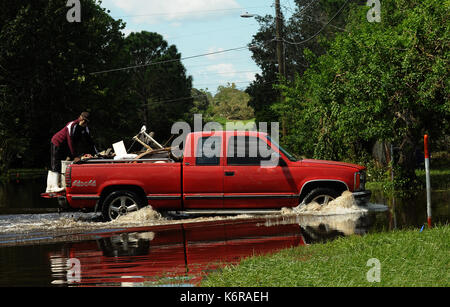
46,111,97,192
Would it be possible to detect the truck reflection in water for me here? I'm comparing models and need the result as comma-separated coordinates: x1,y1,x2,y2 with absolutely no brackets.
50,212,375,286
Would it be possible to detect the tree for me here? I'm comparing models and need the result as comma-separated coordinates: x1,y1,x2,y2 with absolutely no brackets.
277,0,449,188
0,0,127,170
189,88,213,120
124,31,193,141
212,83,254,120
246,0,352,126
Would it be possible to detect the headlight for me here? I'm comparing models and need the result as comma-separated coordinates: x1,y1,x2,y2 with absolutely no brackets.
360,171,366,191
354,170,366,191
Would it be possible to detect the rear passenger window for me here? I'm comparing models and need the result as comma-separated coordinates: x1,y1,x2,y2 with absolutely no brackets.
196,136,221,166
227,136,273,165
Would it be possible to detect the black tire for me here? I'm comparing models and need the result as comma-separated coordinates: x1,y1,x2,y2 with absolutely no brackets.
302,188,341,206
101,190,145,221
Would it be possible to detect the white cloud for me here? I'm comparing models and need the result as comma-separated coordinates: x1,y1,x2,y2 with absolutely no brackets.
104,0,241,24
206,63,237,77
244,72,256,82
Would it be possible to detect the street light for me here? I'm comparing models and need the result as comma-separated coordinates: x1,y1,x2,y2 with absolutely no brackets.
240,12,259,18
240,3,285,79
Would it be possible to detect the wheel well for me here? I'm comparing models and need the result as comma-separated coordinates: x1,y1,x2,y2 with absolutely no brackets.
98,185,147,211
299,181,348,203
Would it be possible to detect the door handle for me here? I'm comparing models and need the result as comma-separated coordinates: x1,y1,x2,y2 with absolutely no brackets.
225,171,235,176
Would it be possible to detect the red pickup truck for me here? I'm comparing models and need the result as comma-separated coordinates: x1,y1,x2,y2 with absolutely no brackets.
46,131,371,221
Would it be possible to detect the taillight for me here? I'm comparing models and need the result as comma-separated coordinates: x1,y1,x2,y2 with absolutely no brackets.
65,165,72,187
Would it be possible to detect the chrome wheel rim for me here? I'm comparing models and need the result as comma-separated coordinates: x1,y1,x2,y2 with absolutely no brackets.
108,195,139,220
311,194,335,206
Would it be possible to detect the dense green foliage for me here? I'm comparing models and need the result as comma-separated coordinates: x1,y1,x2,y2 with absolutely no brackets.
246,0,353,125
187,84,255,124
248,0,449,189
202,224,450,287
210,83,254,120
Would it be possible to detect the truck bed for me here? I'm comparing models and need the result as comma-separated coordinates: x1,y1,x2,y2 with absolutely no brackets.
66,158,182,211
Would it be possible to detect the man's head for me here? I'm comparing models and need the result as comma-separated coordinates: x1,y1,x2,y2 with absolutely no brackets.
79,111,90,127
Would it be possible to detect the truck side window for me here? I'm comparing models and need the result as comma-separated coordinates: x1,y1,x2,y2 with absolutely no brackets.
196,136,221,166
227,136,274,165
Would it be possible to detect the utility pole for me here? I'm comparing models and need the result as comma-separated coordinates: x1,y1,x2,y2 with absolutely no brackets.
241,1,286,136
275,0,285,78
274,0,286,137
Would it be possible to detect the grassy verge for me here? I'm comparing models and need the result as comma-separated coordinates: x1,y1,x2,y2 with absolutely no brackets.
415,168,450,190
366,167,450,191
201,225,449,287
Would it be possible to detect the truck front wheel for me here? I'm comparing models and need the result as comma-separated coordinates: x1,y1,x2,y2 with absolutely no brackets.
102,190,144,221
302,188,340,206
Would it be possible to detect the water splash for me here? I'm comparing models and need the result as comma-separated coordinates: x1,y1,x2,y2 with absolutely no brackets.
113,206,164,224
0,206,251,239
282,191,368,216
0,206,165,235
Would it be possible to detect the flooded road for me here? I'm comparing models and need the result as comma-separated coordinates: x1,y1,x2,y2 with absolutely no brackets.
0,177,448,286
0,209,379,286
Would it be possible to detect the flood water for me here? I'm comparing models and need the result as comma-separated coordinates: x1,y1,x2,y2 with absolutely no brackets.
0,177,448,287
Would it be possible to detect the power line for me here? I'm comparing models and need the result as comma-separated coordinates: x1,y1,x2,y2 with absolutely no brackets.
163,22,258,41
282,0,350,45
192,70,259,76
90,1,351,91
185,59,259,70
300,14,348,32
89,46,252,75
194,79,276,88
298,0,319,14
111,6,270,19
91,1,350,76
282,0,318,16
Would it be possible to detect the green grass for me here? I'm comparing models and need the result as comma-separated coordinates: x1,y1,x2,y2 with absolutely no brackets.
201,225,450,287
365,151,450,191
366,167,450,191
415,168,450,190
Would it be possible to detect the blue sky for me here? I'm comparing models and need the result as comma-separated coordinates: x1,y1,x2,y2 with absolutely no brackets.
99,0,295,94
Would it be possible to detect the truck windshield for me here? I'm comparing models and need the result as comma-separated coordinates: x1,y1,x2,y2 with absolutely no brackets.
266,136,299,162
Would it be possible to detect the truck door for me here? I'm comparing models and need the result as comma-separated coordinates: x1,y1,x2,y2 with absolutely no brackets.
223,135,298,209
183,134,224,209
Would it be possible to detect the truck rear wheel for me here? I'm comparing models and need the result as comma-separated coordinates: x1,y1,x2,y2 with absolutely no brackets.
302,188,340,206
102,190,144,221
